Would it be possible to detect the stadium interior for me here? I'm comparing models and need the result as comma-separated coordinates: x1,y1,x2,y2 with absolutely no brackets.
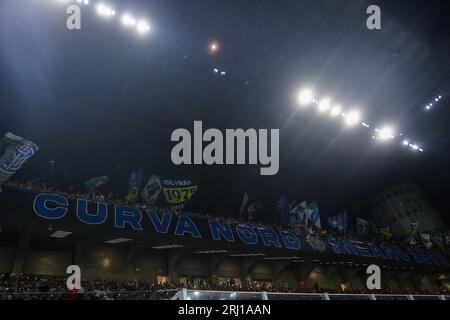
1,0,450,302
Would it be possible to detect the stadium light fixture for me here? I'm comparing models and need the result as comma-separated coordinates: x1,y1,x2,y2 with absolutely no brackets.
345,110,360,126
121,14,136,27
136,20,151,34
96,3,116,17
318,98,331,113
330,105,341,117
403,140,409,146
378,127,395,141
298,89,314,106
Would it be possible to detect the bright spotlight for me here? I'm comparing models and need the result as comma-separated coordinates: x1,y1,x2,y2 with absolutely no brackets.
96,3,115,17
318,98,331,113
330,105,341,117
435,98,439,102
136,20,151,34
403,140,409,146
84,0,89,5
378,127,394,140
411,145,419,151
345,111,360,126
121,14,136,27
426,106,431,110
439,95,442,99
298,89,314,106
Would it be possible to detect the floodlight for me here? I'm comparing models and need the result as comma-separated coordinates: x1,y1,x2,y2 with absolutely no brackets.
122,14,136,27
136,20,151,34
330,105,341,117
378,127,394,140
345,111,360,126
298,89,314,106
318,98,331,113
96,3,115,17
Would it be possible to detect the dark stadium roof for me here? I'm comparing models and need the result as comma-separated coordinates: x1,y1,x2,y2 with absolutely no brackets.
1,0,450,221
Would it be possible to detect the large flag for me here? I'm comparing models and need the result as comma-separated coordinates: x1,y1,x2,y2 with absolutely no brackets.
85,176,109,193
125,169,144,203
141,175,162,205
356,218,369,237
0,133,39,186
239,192,249,220
410,222,420,246
327,211,349,235
287,201,308,230
141,175,197,209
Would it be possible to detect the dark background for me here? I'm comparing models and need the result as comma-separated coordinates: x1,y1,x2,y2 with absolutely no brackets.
1,0,450,224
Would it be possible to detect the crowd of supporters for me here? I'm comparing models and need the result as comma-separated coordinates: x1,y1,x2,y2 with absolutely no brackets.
0,273,448,300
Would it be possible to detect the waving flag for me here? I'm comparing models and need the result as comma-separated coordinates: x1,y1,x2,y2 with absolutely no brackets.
328,211,349,235
141,175,162,205
85,176,109,193
287,201,308,230
0,133,39,186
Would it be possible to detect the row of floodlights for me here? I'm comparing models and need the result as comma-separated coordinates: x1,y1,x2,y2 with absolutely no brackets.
297,88,424,152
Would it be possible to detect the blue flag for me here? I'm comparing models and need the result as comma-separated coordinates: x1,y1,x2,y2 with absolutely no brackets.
327,211,348,235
